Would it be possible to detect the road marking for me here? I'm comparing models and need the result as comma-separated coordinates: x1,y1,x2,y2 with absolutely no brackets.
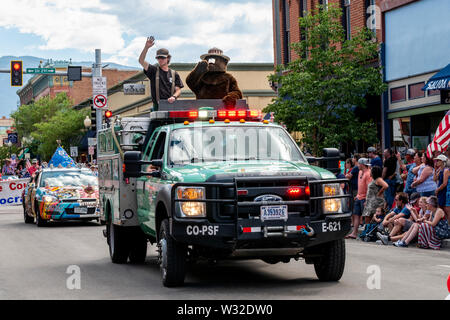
437,265,450,269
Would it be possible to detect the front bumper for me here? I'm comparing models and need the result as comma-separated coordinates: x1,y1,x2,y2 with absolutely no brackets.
171,213,351,250
39,200,100,220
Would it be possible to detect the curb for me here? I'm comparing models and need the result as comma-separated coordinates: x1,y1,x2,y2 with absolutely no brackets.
356,226,450,251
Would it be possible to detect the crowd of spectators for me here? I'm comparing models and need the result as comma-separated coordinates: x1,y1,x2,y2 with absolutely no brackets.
343,147,450,250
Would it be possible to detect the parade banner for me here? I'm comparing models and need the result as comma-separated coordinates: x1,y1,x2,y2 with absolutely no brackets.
0,178,28,207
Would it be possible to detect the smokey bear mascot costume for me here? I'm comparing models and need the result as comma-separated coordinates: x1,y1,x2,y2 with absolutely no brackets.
186,47,243,106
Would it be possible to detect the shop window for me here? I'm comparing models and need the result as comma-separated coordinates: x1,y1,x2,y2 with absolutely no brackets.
408,82,425,100
392,117,411,149
342,0,351,40
428,89,440,96
282,0,290,65
391,86,406,103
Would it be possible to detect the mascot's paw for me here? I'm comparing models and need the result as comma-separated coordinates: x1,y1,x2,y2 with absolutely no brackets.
196,60,209,74
222,94,237,107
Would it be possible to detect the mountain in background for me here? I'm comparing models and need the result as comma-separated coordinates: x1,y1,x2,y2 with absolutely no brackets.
0,56,139,117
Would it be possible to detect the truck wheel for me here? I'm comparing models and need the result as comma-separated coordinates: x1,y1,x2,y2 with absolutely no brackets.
108,218,130,264
129,231,147,264
158,219,187,287
313,239,346,282
24,204,34,224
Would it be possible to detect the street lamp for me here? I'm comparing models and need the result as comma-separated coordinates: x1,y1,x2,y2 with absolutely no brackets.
84,116,92,129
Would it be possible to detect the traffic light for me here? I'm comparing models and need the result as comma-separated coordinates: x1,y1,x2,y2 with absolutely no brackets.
105,110,113,126
90,106,97,132
10,60,23,86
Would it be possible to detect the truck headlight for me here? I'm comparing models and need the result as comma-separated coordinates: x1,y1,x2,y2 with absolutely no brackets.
322,183,343,214
176,187,206,217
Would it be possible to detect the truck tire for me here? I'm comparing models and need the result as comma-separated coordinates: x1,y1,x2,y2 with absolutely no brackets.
108,218,130,264
313,239,346,282
24,204,34,224
129,231,147,264
158,219,187,287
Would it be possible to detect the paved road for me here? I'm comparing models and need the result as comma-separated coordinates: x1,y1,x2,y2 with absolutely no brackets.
1,206,449,300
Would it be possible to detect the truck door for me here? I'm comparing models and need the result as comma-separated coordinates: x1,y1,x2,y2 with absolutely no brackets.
137,129,167,236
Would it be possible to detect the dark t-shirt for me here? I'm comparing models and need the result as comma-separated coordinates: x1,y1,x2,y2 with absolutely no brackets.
143,65,184,106
350,166,359,191
370,156,383,168
383,156,397,179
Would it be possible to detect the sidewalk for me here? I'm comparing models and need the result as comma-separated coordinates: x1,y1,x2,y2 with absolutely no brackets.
357,226,450,251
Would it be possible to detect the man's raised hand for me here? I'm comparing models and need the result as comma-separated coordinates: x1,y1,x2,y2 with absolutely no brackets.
146,36,155,48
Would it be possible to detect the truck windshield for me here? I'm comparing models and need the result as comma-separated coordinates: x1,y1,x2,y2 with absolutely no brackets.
40,171,98,187
168,126,306,165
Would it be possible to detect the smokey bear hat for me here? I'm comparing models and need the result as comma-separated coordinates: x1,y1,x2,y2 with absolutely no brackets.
200,47,230,62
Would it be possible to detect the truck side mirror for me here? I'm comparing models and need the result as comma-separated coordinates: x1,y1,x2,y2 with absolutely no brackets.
322,148,340,174
124,151,143,178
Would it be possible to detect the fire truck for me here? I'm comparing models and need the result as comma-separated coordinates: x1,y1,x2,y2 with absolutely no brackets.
98,99,352,287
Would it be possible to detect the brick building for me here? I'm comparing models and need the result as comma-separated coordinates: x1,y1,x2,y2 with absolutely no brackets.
17,60,139,107
273,0,381,66
272,0,383,153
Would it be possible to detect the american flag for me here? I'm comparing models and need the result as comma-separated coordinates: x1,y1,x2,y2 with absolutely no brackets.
25,159,32,170
427,109,450,158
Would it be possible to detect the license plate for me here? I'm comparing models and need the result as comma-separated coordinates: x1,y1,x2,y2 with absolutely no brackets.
260,205,288,221
74,207,88,214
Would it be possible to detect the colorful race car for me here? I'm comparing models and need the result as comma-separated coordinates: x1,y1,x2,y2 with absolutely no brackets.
22,167,100,226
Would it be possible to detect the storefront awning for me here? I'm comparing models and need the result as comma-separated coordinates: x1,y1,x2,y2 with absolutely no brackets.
422,63,450,91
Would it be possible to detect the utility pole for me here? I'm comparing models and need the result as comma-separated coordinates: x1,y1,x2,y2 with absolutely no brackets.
93,49,102,163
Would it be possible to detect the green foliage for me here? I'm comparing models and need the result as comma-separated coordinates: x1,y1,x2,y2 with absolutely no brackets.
10,93,89,161
0,145,21,168
264,4,387,156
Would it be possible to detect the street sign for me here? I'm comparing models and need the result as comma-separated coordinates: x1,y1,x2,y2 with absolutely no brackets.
7,133,18,144
88,146,95,155
93,94,107,109
92,76,107,95
67,66,82,81
26,68,55,74
88,138,97,146
124,83,145,95
70,147,78,157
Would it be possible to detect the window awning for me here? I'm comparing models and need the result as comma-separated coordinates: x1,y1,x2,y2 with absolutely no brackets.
422,63,450,91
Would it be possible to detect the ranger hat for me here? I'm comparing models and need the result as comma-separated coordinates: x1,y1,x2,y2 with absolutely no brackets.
200,47,230,62
155,48,171,59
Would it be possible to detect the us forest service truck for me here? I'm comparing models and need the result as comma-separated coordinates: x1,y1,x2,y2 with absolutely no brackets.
98,99,352,287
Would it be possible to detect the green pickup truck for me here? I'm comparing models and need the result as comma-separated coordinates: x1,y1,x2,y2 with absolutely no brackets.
98,100,352,287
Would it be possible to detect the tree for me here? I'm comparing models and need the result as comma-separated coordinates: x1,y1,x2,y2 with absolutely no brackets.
11,93,89,160
264,4,387,156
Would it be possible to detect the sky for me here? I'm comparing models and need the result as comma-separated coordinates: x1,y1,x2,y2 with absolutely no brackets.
0,0,274,66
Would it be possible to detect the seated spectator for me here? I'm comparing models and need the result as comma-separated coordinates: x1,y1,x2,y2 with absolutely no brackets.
417,196,447,250
377,192,410,245
386,192,421,244
393,196,430,247
411,153,437,197
373,207,386,224
361,166,388,225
